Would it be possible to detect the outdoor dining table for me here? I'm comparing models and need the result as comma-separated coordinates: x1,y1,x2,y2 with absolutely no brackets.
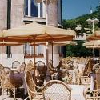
69,84,86,100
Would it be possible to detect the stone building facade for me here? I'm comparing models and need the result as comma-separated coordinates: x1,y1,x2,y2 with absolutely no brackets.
0,0,62,67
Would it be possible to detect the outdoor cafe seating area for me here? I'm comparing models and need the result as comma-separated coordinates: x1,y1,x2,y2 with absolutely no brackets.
0,57,100,100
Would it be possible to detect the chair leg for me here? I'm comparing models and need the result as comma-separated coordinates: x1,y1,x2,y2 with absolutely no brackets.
1,88,6,100
14,88,16,100
1,88,4,100
24,96,29,100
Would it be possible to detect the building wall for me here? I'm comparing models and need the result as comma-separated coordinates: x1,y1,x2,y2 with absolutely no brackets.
0,0,7,30
11,0,24,28
10,0,24,60
47,1,58,26
58,0,62,25
0,0,61,66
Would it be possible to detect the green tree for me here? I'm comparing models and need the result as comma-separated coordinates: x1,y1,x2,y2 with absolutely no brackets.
66,41,92,57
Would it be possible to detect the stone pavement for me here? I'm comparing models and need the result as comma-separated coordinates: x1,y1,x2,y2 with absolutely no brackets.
0,94,23,100
0,85,86,100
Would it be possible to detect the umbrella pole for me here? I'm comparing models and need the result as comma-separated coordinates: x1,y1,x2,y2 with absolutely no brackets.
33,41,36,79
46,42,48,67
93,47,95,59
33,37,36,66
51,42,53,67
99,49,100,63
2,46,3,65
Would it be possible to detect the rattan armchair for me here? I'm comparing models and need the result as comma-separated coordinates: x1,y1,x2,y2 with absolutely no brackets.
95,69,100,90
12,61,20,69
25,71,43,100
42,80,71,100
84,88,100,100
81,76,91,86
1,67,14,99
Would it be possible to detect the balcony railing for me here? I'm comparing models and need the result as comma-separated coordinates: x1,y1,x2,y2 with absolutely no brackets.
24,54,44,58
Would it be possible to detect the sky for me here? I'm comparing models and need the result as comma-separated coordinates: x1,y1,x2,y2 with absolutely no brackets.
62,0,100,20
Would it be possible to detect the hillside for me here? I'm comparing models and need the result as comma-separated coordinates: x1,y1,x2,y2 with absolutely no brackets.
62,5,100,32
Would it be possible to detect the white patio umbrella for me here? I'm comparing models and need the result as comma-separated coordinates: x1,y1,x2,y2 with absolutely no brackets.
3,22,75,42
83,40,100,58
2,22,75,77
3,22,75,63
83,40,100,47
30,41,77,46
87,30,100,41
0,42,23,46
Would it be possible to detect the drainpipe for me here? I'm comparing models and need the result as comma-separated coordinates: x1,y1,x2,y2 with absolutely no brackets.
6,0,11,58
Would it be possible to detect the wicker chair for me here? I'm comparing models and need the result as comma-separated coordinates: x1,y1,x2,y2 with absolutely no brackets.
0,64,4,85
12,61,20,69
25,61,34,72
25,71,43,100
84,87,100,100
35,61,47,86
9,70,23,100
95,69,100,90
81,76,91,86
42,80,71,100
1,67,14,99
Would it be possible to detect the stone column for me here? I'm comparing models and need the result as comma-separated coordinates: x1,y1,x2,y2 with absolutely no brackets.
48,45,59,67
58,0,62,25
45,0,59,67
46,0,58,26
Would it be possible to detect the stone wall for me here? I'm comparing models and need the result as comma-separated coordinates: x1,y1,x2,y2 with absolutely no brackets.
11,0,24,28
47,1,58,26
10,0,24,55
0,0,7,30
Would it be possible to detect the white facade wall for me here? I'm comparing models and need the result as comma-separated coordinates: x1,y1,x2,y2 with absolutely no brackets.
0,0,7,30
0,0,61,67
11,0,24,28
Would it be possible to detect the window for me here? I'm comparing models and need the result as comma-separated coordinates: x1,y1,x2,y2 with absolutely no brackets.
24,0,38,17
24,43,33,54
38,45,43,54
24,43,44,58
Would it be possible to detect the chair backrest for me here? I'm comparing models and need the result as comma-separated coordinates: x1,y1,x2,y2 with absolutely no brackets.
48,61,56,72
10,70,23,87
12,61,20,69
81,76,91,86
83,87,100,99
35,61,45,66
35,61,47,86
1,67,11,82
1,67,14,90
25,61,34,72
83,59,95,75
43,80,71,100
25,71,36,99
95,69,100,89
3,67,11,75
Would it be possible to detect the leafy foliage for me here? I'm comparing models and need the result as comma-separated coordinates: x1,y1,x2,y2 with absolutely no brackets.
66,41,92,57
62,5,100,31
62,5,100,57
